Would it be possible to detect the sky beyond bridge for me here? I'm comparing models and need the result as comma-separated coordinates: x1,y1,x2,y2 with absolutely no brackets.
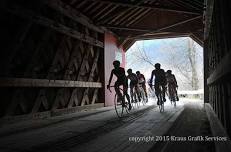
125,37,203,91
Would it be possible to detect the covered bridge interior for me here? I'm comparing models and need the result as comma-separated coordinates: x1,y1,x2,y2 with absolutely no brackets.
0,0,231,150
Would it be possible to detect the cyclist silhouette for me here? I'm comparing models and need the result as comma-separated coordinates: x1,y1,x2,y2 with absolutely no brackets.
127,69,140,103
166,70,179,101
136,71,148,99
149,63,167,105
107,60,131,110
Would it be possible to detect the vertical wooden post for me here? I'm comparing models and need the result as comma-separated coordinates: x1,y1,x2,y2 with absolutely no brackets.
204,38,209,103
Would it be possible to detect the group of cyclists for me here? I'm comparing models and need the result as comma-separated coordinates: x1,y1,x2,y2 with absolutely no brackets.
107,60,179,111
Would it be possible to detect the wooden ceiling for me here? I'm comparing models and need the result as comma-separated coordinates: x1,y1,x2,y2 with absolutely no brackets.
65,0,204,50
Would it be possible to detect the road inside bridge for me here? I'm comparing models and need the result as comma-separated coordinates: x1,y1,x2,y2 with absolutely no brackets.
0,99,215,152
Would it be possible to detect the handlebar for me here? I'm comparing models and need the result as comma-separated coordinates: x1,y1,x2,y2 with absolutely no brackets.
107,85,115,93
107,85,127,93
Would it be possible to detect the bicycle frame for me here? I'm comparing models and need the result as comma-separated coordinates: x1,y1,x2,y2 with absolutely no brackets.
137,83,147,105
168,84,177,107
108,86,130,118
155,85,165,112
129,85,140,109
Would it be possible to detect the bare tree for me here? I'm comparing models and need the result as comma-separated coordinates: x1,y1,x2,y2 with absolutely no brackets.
126,38,202,90
134,43,156,67
187,39,199,90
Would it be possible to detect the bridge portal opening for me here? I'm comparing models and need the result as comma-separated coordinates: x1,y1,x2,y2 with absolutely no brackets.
125,37,204,101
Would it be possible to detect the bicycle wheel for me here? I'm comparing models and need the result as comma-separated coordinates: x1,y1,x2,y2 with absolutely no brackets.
158,92,164,112
124,95,131,114
141,90,146,106
158,94,161,112
173,90,177,108
132,92,139,109
173,98,176,107
161,98,165,112
133,99,139,109
130,90,137,110
114,94,124,118
114,94,129,118
168,86,172,104
131,100,137,109
169,86,176,108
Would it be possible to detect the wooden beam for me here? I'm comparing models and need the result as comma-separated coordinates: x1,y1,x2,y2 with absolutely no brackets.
86,0,202,15
175,0,202,11
114,8,140,25
129,15,202,38
135,0,148,6
70,0,78,5
123,40,136,51
126,9,151,26
84,2,97,12
1,103,105,123
88,3,104,14
108,8,133,24
134,32,190,40
103,25,152,32
96,5,118,21
121,39,132,47
75,1,88,8
122,32,191,51
93,4,112,18
2,21,33,76
187,0,204,6
1,111,51,123
118,8,144,25
205,103,231,152
0,78,102,88
104,16,202,35
189,33,204,47
83,49,101,106
42,0,104,33
51,103,104,116
150,16,202,33
204,0,214,39
184,0,204,9
207,52,231,85
3,6,103,48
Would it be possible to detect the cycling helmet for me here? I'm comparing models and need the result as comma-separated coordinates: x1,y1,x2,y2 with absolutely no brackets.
127,68,132,73
167,70,172,74
136,71,140,75
113,60,120,67
155,63,161,69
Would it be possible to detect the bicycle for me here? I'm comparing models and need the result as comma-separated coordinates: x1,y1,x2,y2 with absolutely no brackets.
137,83,147,106
129,86,140,109
148,84,165,112
148,87,156,100
155,85,165,113
168,84,178,107
108,86,131,118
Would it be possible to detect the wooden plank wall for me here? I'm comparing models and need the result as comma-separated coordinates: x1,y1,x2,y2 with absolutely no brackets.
205,0,231,137
0,0,105,120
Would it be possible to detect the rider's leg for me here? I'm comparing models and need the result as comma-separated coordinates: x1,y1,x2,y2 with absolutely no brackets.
175,86,179,101
135,85,141,101
123,83,131,110
130,85,134,102
142,83,148,98
167,85,170,100
168,84,173,101
162,85,167,102
114,81,123,104
155,84,160,105
173,86,179,101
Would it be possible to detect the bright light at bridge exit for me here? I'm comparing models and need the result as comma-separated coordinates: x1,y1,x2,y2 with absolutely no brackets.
125,37,204,92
